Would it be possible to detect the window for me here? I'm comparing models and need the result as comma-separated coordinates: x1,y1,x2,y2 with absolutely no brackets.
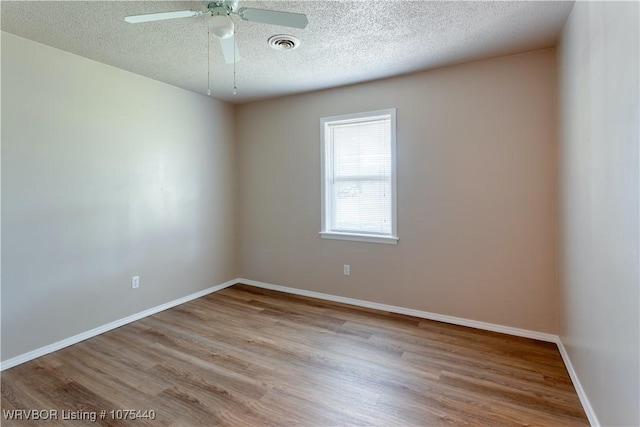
320,109,398,244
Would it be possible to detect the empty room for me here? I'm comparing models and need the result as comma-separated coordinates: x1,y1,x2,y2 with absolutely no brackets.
1,1,638,426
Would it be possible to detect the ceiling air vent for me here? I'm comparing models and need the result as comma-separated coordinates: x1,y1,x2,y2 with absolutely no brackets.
268,34,300,51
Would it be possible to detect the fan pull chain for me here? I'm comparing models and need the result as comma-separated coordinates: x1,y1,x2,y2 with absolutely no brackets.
233,27,237,95
206,28,211,96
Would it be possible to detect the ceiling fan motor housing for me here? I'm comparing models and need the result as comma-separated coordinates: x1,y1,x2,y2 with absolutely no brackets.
208,0,238,14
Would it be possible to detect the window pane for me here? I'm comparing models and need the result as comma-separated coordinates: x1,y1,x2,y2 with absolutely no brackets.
332,180,392,234
332,119,391,178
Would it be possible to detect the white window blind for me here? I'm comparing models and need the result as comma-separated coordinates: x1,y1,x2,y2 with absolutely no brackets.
320,109,397,244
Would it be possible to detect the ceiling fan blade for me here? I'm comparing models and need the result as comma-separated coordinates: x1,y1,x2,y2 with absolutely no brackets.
125,10,203,24
237,7,308,29
219,36,241,64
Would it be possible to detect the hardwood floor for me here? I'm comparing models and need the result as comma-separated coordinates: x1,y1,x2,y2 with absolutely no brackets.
1,284,588,426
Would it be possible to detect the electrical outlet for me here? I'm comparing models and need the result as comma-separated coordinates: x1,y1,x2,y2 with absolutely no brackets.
344,265,350,276
131,276,140,289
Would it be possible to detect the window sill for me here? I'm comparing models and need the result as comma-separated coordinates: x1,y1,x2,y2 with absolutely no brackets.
319,232,398,245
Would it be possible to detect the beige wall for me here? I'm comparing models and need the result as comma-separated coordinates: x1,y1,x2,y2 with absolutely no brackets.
237,49,558,333
558,2,639,426
1,33,238,361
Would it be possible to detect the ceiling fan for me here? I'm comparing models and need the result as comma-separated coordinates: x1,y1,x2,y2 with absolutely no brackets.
125,0,308,64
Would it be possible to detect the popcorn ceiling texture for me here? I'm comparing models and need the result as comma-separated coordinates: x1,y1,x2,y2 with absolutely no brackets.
1,1,573,103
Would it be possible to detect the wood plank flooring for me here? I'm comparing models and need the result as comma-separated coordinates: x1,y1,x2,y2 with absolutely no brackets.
1,284,589,426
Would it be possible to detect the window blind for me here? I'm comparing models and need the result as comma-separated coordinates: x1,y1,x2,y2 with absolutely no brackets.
328,117,392,235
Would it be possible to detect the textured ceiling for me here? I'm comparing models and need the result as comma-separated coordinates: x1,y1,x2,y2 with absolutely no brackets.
1,1,574,104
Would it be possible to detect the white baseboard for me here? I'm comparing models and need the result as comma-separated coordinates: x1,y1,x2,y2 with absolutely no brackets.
237,278,559,343
556,339,600,427
0,279,236,371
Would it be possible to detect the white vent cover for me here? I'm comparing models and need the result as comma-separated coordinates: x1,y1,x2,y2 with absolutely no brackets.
268,34,300,50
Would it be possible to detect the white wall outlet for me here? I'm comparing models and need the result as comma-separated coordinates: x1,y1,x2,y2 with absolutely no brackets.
344,265,350,276
131,276,140,289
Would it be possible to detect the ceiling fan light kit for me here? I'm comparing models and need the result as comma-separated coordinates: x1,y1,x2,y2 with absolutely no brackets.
209,15,235,39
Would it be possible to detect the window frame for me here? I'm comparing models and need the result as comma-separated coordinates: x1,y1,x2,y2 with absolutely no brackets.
320,108,398,245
